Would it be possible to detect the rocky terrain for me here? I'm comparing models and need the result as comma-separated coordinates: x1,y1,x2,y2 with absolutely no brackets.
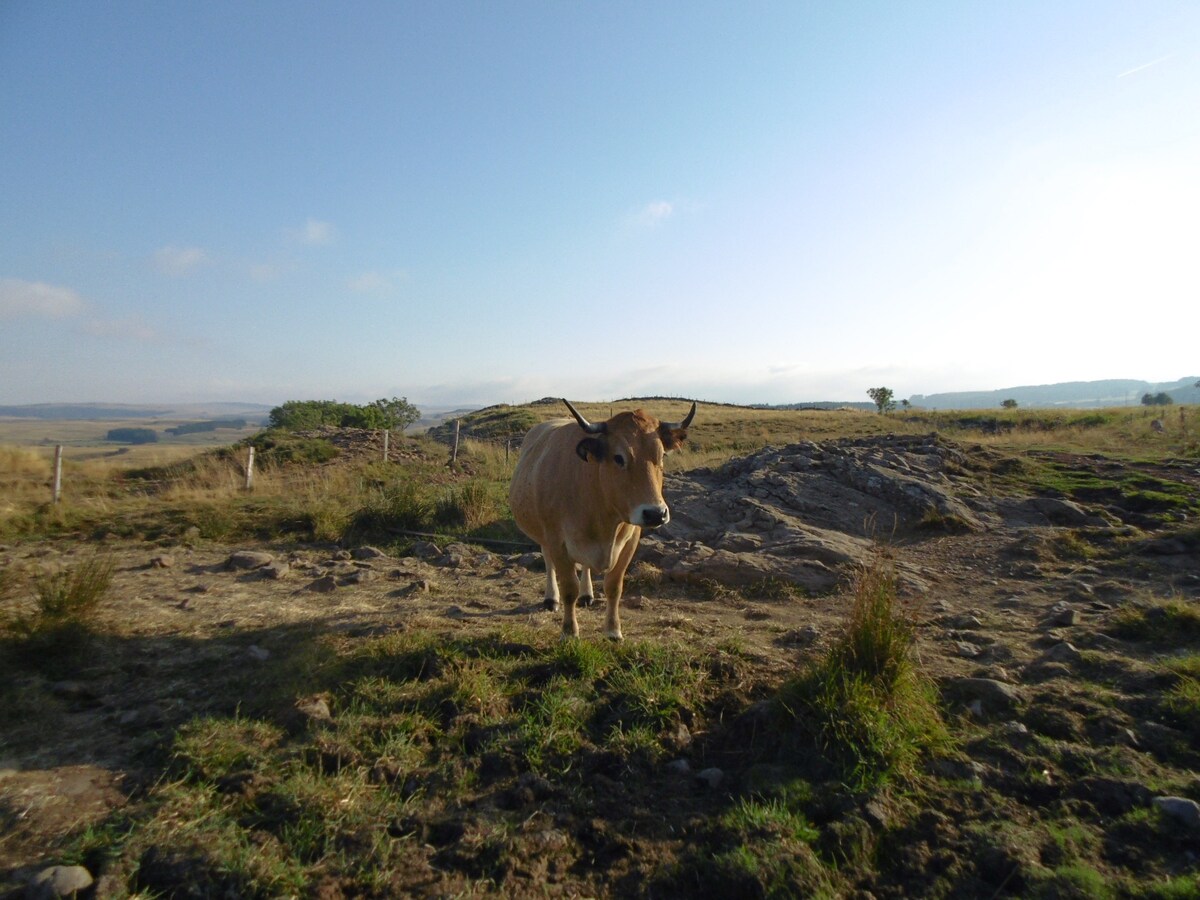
2,433,1199,897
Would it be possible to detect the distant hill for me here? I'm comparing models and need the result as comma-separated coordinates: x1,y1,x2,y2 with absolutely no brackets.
0,402,274,421
909,377,1200,410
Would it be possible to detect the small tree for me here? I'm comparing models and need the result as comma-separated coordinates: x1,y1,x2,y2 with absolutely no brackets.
1001,399,1018,409
867,387,896,415
373,397,420,433
1141,392,1174,407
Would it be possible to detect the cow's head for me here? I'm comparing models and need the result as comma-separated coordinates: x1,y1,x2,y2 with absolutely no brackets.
564,399,695,529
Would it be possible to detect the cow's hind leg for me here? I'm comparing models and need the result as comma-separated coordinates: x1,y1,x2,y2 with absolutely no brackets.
579,567,595,608
602,535,640,642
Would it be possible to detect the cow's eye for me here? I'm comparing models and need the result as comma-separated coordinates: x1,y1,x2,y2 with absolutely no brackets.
613,453,626,468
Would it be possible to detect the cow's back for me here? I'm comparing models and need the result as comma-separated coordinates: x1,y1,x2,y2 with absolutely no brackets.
509,418,578,547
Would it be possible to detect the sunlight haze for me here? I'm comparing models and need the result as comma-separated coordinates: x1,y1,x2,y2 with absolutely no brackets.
2,2,1197,409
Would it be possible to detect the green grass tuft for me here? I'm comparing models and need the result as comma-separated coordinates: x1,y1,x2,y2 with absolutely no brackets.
774,549,948,789
1112,600,1200,645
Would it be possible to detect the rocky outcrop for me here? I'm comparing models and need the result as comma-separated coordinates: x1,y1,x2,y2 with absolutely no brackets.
642,435,984,592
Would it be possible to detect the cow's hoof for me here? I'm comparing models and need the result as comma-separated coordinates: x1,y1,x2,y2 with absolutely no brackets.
604,631,624,643
559,631,580,643
578,594,595,608
543,597,559,612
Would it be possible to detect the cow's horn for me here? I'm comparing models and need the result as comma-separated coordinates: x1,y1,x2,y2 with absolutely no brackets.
563,399,606,434
662,401,697,431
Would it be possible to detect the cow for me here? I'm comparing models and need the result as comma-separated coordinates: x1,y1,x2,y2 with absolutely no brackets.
508,399,696,641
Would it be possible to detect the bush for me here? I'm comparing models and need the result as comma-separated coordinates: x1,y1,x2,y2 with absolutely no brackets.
436,479,498,531
106,427,158,444
244,432,338,466
267,398,419,432
2,555,115,647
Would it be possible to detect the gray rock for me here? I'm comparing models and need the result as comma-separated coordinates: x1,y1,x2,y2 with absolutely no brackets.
149,554,174,568
946,677,1023,710
948,614,984,629
227,550,273,570
695,767,725,789
247,645,270,661
955,642,983,659
263,562,290,580
862,800,889,829
516,552,545,571
411,541,442,559
306,575,338,593
1043,642,1083,663
27,865,94,898
1050,607,1079,627
1024,497,1093,525
352,546,389,560
1154,796,1200,829
339,569,373,585
666,759,692,776
296,695,332,722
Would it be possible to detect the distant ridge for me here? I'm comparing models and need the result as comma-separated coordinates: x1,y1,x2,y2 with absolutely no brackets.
909,377,1200,410
0,402,274,421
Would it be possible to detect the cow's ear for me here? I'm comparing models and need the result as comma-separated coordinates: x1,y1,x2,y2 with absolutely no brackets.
576,437,606,463
660,425,689,453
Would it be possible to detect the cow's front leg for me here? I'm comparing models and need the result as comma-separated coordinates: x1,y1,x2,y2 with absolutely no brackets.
546,548,581,639
602,530,641,642
541,551,559,611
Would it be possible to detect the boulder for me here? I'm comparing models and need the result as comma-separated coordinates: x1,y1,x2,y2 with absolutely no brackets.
26,865,93,899
227,550,273,570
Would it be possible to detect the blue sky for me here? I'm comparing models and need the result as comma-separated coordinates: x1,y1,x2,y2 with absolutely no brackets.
2,2,1197,409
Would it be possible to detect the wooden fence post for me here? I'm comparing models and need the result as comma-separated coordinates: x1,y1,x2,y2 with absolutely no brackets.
450,419,461,467
383,429,390,462
52,444,63,504
244,446,255,491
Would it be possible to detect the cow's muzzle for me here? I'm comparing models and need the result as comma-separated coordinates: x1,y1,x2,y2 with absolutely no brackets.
634,504,670,529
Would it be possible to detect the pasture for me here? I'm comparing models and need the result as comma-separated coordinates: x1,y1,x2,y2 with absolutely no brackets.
1,401,1199,897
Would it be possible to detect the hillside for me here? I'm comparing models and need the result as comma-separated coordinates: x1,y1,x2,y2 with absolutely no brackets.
909,377,1200,410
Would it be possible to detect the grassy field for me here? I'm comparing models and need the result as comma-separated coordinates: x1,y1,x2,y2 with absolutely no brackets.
2,402,1196,546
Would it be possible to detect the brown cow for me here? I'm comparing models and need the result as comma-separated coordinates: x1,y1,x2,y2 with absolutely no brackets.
509,399,696,640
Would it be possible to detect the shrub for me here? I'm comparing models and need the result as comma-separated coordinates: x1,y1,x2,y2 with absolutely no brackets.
244,432,338,466
3,555,115,649
436,479,497,531
106,427,158,444
267,398,419,431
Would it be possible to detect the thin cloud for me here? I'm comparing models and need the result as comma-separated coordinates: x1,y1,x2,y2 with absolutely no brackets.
0,278,87,319
346,270,407,293
1117,53,1175,78
154,245,208,276
249,262,286,282
287,218,335,245
81,315,159,342
634,200,674,227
